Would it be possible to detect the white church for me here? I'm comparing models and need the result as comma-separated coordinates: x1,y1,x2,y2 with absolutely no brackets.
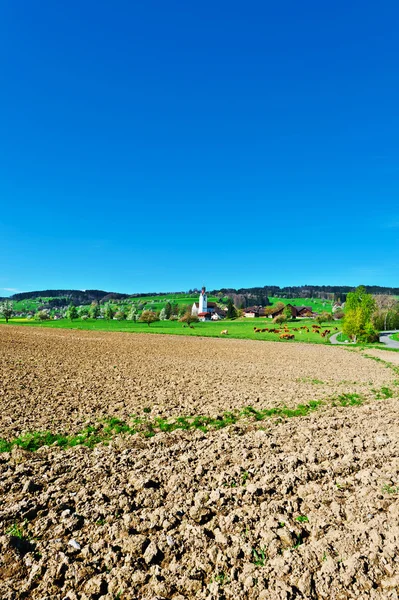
191,287,224,321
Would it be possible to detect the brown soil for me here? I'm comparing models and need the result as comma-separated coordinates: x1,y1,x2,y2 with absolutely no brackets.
1,327,399,599
0,327,394,437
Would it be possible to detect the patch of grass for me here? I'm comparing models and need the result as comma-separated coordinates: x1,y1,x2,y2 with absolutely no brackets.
252,546,267,567
382,484,399,494
295,515,309,523
336,393,363,407
213,571,230,585
297,377,325,385
241,471,250,485
6,521,26,538
0,380,396,454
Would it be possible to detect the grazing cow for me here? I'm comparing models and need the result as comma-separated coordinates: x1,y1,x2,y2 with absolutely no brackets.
334,327,338,330
280,333,295,340
254,328,261,333
220,329,229,335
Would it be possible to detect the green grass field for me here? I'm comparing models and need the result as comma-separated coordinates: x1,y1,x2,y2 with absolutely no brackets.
268,297,333,313
0,317,339,344
392,333,399,341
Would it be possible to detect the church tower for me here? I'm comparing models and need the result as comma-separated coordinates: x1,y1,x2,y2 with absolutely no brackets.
198,286,208,313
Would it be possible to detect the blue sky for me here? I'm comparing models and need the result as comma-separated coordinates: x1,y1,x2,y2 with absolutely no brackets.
1,1,398,295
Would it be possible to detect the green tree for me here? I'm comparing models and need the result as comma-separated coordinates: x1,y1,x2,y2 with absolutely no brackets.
179,311,199,328
103,303,116,320
114,310,126,320
284,305,293,320
89,301,100,319
36,310,50,321
226,299,237,319
273,314,286,326
342,286,376,342
178,304,191,318
127,305,138,321
0,300,13,323
67,304,78,320
316,311,332,326
164,301,172,319
139,310,158,326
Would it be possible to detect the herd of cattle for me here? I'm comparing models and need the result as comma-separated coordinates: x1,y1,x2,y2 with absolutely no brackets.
251,323,339,340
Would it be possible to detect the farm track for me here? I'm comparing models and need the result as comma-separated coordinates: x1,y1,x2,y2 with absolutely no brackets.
1,328,399,599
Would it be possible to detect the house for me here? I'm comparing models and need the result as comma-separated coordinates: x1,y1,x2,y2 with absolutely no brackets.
192,287,225,321
243,306,267,318
269,304,314,319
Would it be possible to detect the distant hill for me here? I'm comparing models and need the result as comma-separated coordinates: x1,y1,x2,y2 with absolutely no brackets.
1,284,398,309
2,289,130,305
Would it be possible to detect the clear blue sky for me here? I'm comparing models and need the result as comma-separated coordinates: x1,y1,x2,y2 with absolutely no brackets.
1,1,398,295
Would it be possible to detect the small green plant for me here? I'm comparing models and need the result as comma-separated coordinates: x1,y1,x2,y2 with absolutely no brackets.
213,571,230,585
295,515,309,523
6,521,26,538
382,484,399,494
252,546,267,567
336,393,363,407
278,521,285,528
96,518,106,526
241,471,249,485
322,551,327,561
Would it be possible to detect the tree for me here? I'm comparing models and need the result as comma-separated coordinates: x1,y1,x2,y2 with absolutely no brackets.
273,314,286,326
114,310,126,320
127,305,138,321
67,303,78,320
0,301,13,323
164,302,172,319
284,305,293,320
316,311,332,326
89,302,100,319
179,311,199,328
373,295,399,331
178,304,191,318
342,286,377,342
139,310,158,326
78,306,89,318
159,307,167,321
274,302,285,312
226,299,237,319
36,310,50,321
103,303,116,320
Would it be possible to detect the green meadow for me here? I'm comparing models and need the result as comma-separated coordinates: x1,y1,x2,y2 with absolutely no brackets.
0,317,338,344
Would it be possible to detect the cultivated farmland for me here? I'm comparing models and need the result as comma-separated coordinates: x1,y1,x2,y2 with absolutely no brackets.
1,327,399,599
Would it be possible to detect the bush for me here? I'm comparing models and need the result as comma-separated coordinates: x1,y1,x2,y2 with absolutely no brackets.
114,310,126,321
36,310,50,321
139,310,158,326
273,314,286,326
357,324,379,343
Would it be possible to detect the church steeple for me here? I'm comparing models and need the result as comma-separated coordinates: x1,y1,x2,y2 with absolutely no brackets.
199,286,208,313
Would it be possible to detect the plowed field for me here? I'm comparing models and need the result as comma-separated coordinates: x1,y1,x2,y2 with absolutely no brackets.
1,326,399,600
